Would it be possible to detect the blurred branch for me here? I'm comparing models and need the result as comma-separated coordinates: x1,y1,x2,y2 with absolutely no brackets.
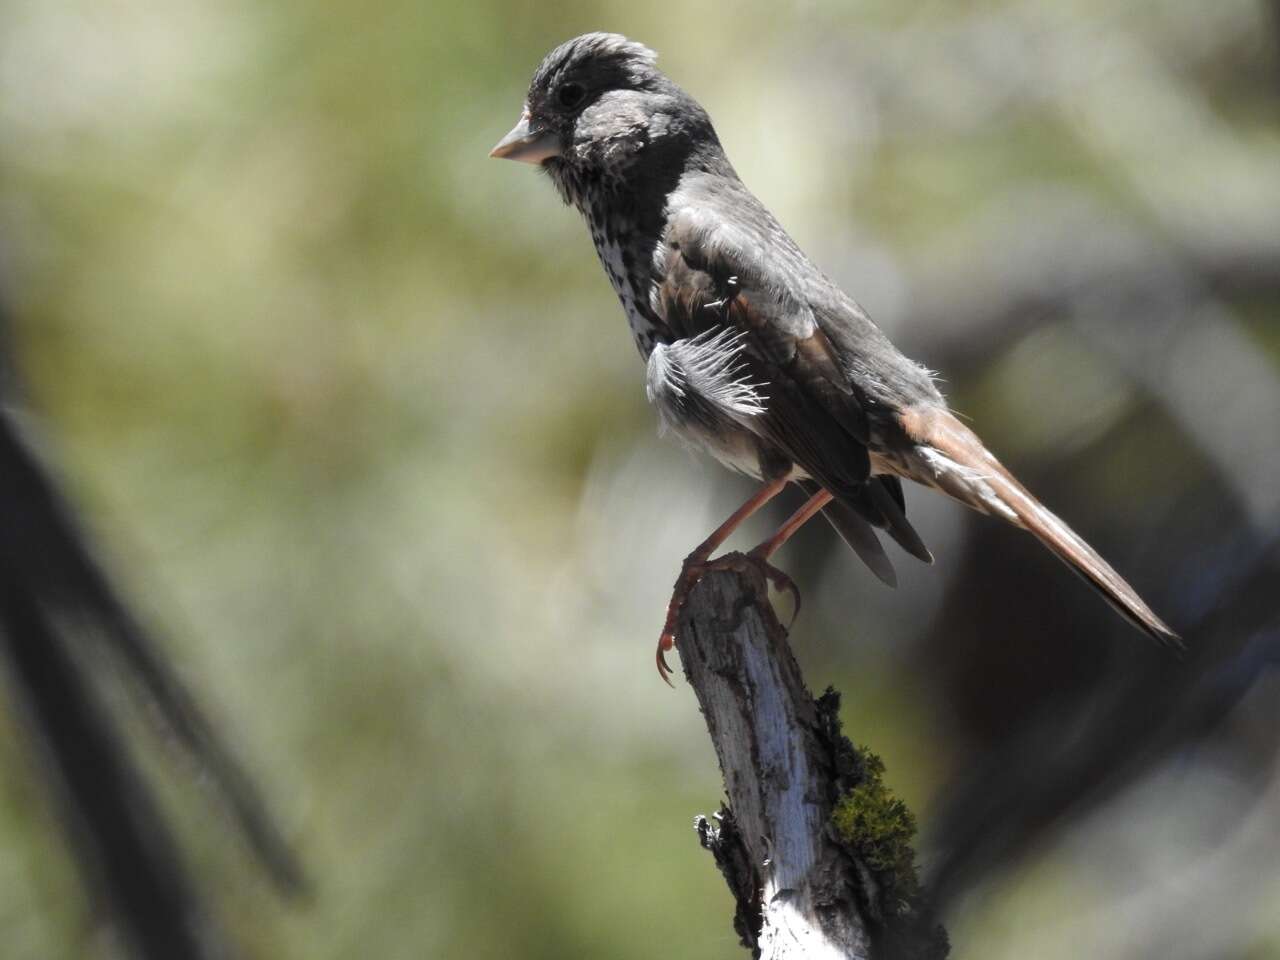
0,402,304,886
676,559,945,960
0,292,303,956
901,193,1280,530
0,580,215,959
908,192,1280,375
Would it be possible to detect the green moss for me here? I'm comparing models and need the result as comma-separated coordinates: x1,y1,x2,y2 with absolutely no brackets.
818,690,948,958
831,748,921,909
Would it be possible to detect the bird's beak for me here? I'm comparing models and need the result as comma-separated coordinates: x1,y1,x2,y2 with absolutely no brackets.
489,110,562,164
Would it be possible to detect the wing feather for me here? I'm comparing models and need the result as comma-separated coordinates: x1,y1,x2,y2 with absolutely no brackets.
656,184,932,566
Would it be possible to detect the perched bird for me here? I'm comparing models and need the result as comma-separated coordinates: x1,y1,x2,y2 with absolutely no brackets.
491,33,1179,680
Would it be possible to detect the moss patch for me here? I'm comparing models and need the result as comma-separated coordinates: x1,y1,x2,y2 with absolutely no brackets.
831,748,921,909
817,689,948,959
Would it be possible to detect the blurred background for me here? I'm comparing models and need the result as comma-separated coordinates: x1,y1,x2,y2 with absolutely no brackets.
2,0,1278,957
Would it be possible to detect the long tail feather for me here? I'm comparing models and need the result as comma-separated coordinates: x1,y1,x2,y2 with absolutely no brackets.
865,478,934,564
902,408,1180,647
799,480,898,587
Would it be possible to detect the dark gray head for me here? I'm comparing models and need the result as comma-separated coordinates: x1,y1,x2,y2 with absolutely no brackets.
490,34,724,207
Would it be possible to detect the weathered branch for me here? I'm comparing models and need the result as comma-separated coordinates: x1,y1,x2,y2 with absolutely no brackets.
676,555,947,960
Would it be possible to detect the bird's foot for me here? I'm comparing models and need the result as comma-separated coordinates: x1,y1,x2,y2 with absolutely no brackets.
745,547,802,628
655,550,802,686
656,550,710,686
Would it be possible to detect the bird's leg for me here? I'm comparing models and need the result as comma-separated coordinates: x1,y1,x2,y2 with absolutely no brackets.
750,488,834,561
657,475,788,684
746,488,834,626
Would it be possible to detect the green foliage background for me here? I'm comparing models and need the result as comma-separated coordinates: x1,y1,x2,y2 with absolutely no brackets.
2,1,1278,957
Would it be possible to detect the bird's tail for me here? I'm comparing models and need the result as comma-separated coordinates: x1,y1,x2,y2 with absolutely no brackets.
898,407,1180,647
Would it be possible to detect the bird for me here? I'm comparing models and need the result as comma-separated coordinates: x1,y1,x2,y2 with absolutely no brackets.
490,33,1179,682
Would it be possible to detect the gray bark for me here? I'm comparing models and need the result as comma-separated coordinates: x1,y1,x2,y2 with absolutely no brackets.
676,556,875,960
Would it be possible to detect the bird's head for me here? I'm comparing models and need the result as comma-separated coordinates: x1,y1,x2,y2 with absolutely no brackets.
490,34,719,202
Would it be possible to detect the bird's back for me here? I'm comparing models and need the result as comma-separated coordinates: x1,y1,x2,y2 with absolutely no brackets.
663,168,945,415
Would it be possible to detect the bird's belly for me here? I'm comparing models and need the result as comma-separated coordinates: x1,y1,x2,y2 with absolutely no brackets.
653,392,813,483
662,414,766,479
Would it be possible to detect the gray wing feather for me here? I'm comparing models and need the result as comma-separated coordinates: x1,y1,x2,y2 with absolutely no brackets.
797,480,897,587
645,327,766,434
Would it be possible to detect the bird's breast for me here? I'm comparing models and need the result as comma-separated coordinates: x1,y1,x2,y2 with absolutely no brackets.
585,209,665,358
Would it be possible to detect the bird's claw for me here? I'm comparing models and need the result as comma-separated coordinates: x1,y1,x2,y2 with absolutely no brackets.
655,550,802,685
747,549,802,628
654,553,712,685
656,634,676,687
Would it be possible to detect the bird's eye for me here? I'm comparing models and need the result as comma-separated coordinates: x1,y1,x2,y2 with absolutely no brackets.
557,82,586,109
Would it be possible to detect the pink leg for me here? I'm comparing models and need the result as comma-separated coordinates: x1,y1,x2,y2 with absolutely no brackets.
656,477,789,683
740,488,834,629
750,489,834,560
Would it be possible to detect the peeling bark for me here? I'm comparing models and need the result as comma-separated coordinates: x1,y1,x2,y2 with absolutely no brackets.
677,555,946,960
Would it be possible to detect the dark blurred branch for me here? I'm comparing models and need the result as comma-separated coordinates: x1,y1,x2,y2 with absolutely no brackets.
676,559,946,960
899,194,1280,531
0,583,216,959
906,195,1280,375
0,293,303,956
0,404,303,891
889,193,1280,901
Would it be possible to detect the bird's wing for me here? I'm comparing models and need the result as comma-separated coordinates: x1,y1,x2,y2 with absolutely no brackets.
658,201,868,488
657,185,931,564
